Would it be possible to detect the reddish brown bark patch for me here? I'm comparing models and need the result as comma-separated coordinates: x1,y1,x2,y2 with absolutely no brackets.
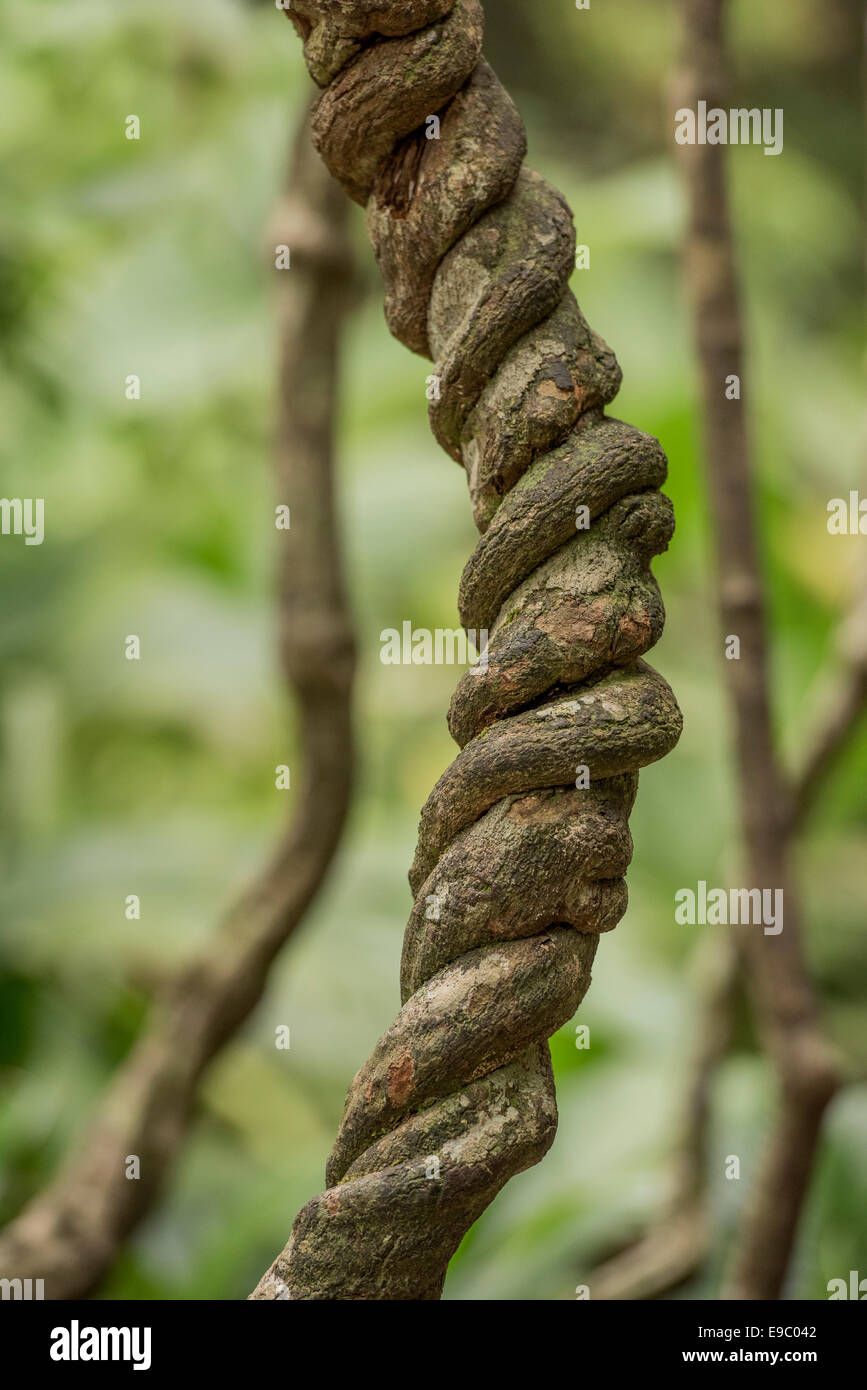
386,1050,416,1107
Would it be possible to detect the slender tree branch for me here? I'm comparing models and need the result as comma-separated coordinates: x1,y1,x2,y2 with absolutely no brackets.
790,585,867,831
586,932,739,1300
575,0,863,1304
590,582,867,1300
676,0,841,1302
0,110,356,1300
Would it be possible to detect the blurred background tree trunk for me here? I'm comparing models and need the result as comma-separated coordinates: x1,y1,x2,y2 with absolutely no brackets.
0,108,357,1300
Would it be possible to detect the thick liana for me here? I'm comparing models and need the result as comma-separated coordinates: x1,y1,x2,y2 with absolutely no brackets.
251,0,682,1301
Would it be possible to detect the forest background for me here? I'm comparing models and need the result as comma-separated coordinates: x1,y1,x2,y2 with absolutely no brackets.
0,0,863,1299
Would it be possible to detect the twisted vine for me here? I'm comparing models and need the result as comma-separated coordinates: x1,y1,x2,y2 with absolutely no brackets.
252,0,681,1300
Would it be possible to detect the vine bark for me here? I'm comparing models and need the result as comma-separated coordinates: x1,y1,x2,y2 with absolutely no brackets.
252,0,681,1301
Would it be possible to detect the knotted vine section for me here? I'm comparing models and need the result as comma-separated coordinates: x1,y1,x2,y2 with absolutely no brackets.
252,0,681,1300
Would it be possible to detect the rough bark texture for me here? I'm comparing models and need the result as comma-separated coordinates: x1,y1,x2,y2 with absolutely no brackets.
0,119,356,1300
251,0,681,1301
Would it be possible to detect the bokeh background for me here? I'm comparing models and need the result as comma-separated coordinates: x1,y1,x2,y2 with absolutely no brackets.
0,0,864,1299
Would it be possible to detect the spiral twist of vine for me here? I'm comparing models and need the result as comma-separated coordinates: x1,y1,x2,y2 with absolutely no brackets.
252,0,682,1300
